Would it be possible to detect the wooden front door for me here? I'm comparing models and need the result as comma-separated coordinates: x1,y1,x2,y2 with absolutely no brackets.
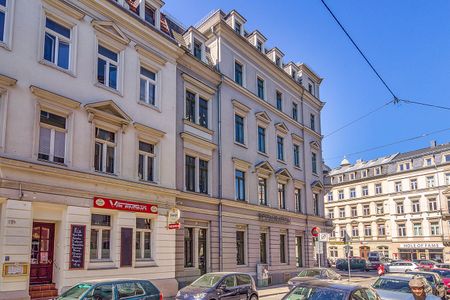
359,246,370,259
30,222,55,284
120,228,133,267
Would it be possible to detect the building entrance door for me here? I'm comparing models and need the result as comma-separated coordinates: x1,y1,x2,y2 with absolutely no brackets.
30,222,55,284
359,246,370,259
198,228,207,275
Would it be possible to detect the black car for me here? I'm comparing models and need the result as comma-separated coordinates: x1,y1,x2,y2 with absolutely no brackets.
176,272,258,300
282,280,381,300
287,268,341,290
407,270,446,299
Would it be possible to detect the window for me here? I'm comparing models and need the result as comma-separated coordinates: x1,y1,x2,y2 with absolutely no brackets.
399,162,411,171
338,175,343,183
362,186,369,196
277,136,284,161
310,114,315,131
295,236,303,267
411,200,420,213
184,228,193,267
312,152,317,174
364,225,372,236
410,179,418,190
430,222,440,235
117,283,145,299
376,203,384,215
363,205,370,216
292,102,298,121
256,40,262,52
313,193,319,216
0,0,9,44
260,233,267,263
378,224,386,236
351,206,357,217
398,224,406,237
328,210,334,219
185,90,196,123
234,114,245,144
90,214,111,260
292,70,296,79
424,157,433,166
235,170,246,201
413,223,422,236
94,128,115,174
278,183,286,209
446,173,450,185
144,3,156,25
352,226,359,237
339,208,345,218
185,155,195,192
257,77,265,100
43,17,71,70
234,61,243,86
199,98,208,128
308,83,313,94
199,159,208,194
236,230,245,265
361,170,368,178
350,173,355,180
234,21,241,34
38,110,66,164
295,188,302,212
375,167,381,175
429,198,438,211
257,126,266,153
338,190,344,200
275,56,281,67
350,188,356,198
396,202,404,214
258,177,267,205
327,192,333,202
444,154,450,162
135,218,151,260
395,181,402,192
329,247,338,258
427,176,435,188
331,230,336,238
139,67,157,106
97,45,119,90
276,91,282,110
193,39,202,60
138,141,155,182
280,234,286,263
293,144,300,167
375,183,382,194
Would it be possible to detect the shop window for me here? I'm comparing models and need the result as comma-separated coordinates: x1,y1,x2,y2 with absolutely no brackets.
280,234,287,263
94,127,116,174
138,141,155,182
90,214,111,260
97,45,119,90
236,230,245,265
135,218,152,260
260,232,267,264
38,110,67,164
43,17,72,70
184,227,193,267
139,67,157,106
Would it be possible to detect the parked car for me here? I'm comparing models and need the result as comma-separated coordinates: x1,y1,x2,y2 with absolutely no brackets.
176,272,258,300
336,258,369,271
57,279,162,300
287,268,341,289
372,273,440,300
282,279,381,300
385,261,419,273
407,270,446,299
435,264,450,269
419,260,438,270
368,251,385,262
429,269,450,296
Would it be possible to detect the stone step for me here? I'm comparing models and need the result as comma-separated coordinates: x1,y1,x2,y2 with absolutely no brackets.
29,283,56,291
29,288,58,299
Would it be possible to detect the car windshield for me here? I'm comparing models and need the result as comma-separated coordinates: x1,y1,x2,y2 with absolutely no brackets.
191,274,223,288
431,270,450,278
372,278,411,293
57,283,93,300
285,286,345,300
298,270,321,277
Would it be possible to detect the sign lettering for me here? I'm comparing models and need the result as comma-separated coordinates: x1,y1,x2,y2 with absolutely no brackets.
94,197,158,214
70,225,86,269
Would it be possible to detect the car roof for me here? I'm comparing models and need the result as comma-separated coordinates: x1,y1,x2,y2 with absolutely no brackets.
291,279,365,291
431,268,450,271
408,271,437,275
81,278,150,285
379,273,417,280
207,272,251,276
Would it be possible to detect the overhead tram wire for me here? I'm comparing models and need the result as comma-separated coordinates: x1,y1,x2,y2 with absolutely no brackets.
398,99,450,111
324,127,450,161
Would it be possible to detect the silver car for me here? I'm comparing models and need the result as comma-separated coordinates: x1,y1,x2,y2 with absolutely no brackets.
287,268,341,290
372,273,440,300
386,261,419,273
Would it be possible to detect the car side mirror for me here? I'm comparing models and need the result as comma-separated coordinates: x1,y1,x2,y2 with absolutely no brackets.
218,283,227,291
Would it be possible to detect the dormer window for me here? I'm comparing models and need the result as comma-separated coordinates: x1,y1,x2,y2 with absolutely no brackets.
275,56,281,67
256,40,262,52
292,70,296,79
234,21,241,35
144,3,156,26
193,39,202,60
308,83,313,94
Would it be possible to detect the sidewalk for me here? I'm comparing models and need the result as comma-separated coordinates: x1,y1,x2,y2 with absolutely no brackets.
258,284,289,298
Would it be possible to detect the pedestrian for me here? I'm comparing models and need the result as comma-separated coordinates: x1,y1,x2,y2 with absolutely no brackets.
377,263,385,276
408,278,437,300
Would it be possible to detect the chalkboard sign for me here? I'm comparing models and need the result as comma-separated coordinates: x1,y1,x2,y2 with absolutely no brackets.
69,225,86,270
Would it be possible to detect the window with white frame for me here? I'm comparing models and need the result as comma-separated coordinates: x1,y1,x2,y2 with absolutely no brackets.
338,190,344,200
350,173,355,180
375,183,382,194
185,90,209,129
396,202,404,214
410,179,418,190
429,198,438,211
376,203,384,215
412,200,420,213
413,223,422,236
256,39,262,52
361,169,368,178
444,154,450,163
330,230,336,238
352,226,358,237
350,188,356,198
328,210,334,219
144,2,156,25
90,214,111,260
94,127,116,174
234,21,241,34
362,186,369,196
351,206,357,217
398,162,411,171
278,183,286,209
329,246,338,257
375,167,381,175
339,228,346,238
397,223,406,236
295,188,302,212
363,205,370,216
446,173,450,185
327,192,333,202
424,157,433,166
378,224,386,236
395,181,402,193
430,222,440,235
0,0,13,47
135,218,152,260
338,175,343,183
427,176,435,188
138,141,155,182
193,39,202,60
339,208,345,218
364,225,372,236
139,67,157,106
43,17,72,70
38,110,67,164
184,155,209,194
97,44,119,90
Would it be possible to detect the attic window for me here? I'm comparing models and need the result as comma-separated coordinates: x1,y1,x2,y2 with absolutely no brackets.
145,4,156,26
256,40,262,52
292,70,296,79
275,56,281,67
193,39,202,60
308,83,313,94
234,21,241,34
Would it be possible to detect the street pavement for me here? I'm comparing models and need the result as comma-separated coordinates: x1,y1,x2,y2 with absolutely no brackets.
258,270,380,300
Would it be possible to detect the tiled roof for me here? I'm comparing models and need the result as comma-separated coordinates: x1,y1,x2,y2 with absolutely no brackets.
393,143,450,161
329,153,397,175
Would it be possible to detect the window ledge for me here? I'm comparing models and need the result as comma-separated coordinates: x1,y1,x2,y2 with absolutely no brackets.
234,142,248,149
135,260,158,268
138,179,160,186
94,82,123,97
293,166,302,171
88,260,116,270
37,158,68,168
183,119,214,135
138,100,161,113
277,159,286,165
0,41,11,51
94,170,118,177
39,59,76,77
257,151,269,158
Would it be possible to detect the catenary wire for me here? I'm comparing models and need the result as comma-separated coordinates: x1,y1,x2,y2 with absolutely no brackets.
398,98,450,111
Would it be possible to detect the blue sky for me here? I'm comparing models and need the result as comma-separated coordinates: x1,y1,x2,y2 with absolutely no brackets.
163,0,450,168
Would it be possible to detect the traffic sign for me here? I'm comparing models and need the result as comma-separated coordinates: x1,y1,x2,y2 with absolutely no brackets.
318,233,329,242
311,227,321,237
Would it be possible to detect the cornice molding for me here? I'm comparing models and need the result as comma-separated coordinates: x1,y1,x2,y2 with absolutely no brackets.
182,73,216,96
135,44,167,66
92,20,130,46
180,132,217,151
43,0,85,20
232,157,252,170
30,85,81,109
231,99,251,114
133,122,165,139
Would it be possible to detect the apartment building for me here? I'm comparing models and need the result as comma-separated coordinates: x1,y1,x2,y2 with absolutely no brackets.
326,142,450,263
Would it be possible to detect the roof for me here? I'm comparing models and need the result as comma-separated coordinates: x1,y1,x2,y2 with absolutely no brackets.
290,279,364,291
82,278,150,284
393,142,450,161
329,153,397,175
380,273,417,280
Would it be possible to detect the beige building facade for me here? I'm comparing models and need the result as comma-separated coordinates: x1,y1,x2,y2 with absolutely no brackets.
326,143,450,263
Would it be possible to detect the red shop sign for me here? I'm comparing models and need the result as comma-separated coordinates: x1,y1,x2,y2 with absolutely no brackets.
168,223,181,230
93,197,158,214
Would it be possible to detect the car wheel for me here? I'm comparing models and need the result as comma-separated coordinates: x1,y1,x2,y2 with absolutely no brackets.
405,269,410,272
249,294,258,300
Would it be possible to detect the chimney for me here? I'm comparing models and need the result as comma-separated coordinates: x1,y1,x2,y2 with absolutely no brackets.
430,140,437,148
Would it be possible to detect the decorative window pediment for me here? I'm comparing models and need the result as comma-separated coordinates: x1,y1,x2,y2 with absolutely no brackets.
92,20,130,47
232,157,252,170
310,141,320,150
0,73,17,87
255,111,271,124
293,179,305,188
134,122,165,143
181,132,217,151
311,180,324,191
30,85,80,109
232,99,251,115
85,100,132,127
291,133,303,143
274,122,289,135
255,161,274,177
276,168,292,182
43,0,85,20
